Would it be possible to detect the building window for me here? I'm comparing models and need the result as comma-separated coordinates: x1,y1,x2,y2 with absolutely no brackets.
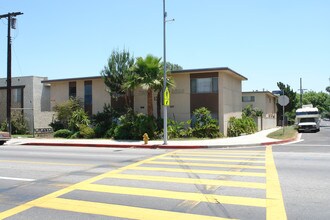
242,96,255,102
191,77,218,94
12,87,23,106
69,82,76,98
84,81,92,116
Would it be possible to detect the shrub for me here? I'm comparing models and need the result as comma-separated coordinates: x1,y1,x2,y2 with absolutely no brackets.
92,104,119,138
11,111,29,134
50,98,83,131
68,109,90,131
113,110,157,140
53,129,72,138
78,124,95,139
167,119,186,139
190,107,221,138
227,116,257,137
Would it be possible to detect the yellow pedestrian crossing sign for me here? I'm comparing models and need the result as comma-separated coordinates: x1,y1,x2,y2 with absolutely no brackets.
164,87,170,106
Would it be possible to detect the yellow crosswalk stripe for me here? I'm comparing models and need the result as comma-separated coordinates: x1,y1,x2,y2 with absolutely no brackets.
173,151,265,156
78,183,267,207
178,150,265,153
266,146,287,220
161,156,265,164
36,197,235,220
146,161,266,169
105,173,266,189
172,153,265,159
132,166,266,177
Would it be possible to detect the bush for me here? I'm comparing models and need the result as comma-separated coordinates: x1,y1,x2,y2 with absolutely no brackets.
227,116,257,137
113,110,157,140
68,109,90,131
53,129,72,138
50,98,83,131
11,111,29,134
92,104,119,138
167,119,186,139
78,124,95,139
190,107,221,138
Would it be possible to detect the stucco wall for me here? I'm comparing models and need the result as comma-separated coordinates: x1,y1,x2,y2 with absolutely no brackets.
219,72,243,136
49,78,111,115
167,74,190,122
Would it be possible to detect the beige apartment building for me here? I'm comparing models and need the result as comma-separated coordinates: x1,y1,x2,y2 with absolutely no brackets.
44,67,247,136
242,91,278,130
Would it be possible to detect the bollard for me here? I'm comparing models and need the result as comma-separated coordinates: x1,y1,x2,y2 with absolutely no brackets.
143,133,149,144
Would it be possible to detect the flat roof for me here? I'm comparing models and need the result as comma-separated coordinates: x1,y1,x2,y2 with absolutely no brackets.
171,67,247,80
243,91,277,98
42,76,102,83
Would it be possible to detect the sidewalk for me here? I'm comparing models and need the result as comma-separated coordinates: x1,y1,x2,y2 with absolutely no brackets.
6,127,299,149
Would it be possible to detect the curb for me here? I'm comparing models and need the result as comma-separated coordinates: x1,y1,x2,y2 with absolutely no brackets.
22,142,208,149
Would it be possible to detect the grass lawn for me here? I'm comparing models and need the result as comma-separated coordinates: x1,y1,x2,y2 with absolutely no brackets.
12,134,34,138
267,126,298,140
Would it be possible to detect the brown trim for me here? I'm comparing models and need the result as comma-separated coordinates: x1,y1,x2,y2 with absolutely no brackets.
190,72,218,78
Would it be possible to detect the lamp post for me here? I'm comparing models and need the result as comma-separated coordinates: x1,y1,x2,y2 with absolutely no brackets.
163,0,168,145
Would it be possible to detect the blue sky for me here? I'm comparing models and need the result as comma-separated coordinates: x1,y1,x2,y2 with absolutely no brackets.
1,0,329,93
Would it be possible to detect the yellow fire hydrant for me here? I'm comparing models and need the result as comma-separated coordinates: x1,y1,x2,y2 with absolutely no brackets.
143,133,149,144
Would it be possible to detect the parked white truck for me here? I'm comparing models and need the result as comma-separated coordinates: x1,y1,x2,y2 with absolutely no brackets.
295,104,320,133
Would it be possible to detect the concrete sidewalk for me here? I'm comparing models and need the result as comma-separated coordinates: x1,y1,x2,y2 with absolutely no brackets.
6,127,299,149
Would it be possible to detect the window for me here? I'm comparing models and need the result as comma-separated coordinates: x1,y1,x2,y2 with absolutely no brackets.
69,82,76,98
191,77,218,94
84,81,92,115
242,96,255,102
12,88,23,105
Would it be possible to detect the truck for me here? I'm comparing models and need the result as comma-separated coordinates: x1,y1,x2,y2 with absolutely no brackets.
295,104,320,133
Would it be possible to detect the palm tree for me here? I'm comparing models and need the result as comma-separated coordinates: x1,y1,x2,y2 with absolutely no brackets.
131,55,162,116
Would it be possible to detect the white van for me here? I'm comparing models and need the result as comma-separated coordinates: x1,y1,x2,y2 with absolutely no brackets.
295,104,320,133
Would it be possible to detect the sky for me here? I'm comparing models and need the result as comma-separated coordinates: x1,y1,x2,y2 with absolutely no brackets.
0,0,329,93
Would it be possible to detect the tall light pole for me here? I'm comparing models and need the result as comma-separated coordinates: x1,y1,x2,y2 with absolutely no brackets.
163,0,168,145
162,0,174,145
0,12,23,134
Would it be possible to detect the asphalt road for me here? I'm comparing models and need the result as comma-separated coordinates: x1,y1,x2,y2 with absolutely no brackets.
272,120,330,220
0,121,329,220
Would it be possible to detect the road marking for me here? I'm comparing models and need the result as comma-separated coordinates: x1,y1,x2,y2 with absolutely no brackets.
174,151,265,156
162,156,265,164
266,146,287,220
0,176,35,182
0,150,178,219
146,161,266,169
0,159,92,167
131,166,266,177
78,183,266,207
35,197,233,220
105,173,266,189
178,150,265,153
173,153,265,159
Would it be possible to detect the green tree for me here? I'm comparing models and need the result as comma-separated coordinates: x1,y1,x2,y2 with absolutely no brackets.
101,49,135,108
326,86,330,94
277,82,298,125
299,91,330,115
131,54,162,116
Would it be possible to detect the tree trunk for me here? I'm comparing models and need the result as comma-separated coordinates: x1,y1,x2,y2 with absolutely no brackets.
147,89,153,116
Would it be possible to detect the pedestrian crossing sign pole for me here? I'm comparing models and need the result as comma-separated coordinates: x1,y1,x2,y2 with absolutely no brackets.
164,87,170,106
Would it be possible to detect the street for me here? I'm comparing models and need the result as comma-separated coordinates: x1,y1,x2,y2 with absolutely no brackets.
0,121,329,219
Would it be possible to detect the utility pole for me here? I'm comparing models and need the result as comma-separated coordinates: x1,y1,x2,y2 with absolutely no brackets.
0,12,23,133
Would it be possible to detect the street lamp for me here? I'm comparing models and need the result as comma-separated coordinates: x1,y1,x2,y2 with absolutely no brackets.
162,0,174,145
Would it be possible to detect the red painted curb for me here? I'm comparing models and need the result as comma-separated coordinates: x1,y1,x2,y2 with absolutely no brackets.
22,142,207,149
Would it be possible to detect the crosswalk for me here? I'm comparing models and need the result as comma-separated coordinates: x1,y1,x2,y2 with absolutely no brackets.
0,146,287,220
